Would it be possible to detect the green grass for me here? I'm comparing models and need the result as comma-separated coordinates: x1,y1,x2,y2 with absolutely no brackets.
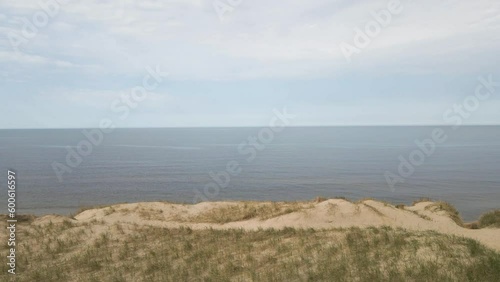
478,210,500,228
2,220,500,282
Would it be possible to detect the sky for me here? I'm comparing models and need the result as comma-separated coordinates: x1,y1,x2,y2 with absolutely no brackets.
1,0,500,129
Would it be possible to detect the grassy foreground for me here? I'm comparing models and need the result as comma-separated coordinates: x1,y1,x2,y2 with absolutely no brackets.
1,218,500,282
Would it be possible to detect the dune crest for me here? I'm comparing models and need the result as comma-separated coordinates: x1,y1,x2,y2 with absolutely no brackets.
52,199,500,251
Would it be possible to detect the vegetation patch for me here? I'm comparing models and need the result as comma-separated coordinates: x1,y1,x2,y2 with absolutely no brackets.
426,201,463,226
138,208,165,221
478,210,500,228
362,203,385,217
189,202,308,224
2,220,500,282
413,197,433,205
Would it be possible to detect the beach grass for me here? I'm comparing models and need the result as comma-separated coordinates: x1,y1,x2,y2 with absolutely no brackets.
188,201,310,224
425,201,464,226
479,210,500,228
2,219,500,282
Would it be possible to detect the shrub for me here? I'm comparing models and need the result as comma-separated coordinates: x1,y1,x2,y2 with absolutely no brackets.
478,210,500,228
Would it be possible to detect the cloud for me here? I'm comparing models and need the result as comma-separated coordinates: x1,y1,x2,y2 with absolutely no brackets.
0,0,498,80
0,51,75,66
39,87,173,110
1,0,500,128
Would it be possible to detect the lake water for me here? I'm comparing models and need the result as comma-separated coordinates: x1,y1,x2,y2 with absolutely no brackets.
1,126,499,221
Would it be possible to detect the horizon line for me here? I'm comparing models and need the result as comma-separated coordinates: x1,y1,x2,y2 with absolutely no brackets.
1,124,500,130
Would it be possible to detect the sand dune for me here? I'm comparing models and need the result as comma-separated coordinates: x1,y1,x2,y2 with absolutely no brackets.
6,199,498,281
33,199,498,251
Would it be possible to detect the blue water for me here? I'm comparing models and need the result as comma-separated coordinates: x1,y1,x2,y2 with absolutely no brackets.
0,126,499,221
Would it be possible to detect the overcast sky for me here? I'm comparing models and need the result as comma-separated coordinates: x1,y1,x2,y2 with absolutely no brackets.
1,0,500,128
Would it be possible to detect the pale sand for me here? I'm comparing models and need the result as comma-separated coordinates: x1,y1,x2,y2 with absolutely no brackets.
36,199,500,251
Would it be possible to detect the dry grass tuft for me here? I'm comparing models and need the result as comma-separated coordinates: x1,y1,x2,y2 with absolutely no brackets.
425,201,463,226
412,197,434,205
464,222,480,230
362,203,385,217
1,219,500,282
189,202,309,224
478,210,500,228
138,208,165,221
314,196,327,203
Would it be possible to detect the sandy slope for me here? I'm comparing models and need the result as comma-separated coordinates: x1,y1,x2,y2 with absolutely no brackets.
37,199,500,251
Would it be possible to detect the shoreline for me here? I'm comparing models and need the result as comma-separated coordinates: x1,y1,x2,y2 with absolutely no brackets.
15,196,499,222
14,197,499,223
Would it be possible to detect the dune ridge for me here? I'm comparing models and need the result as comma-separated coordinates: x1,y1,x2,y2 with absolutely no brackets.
35,198,500,251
